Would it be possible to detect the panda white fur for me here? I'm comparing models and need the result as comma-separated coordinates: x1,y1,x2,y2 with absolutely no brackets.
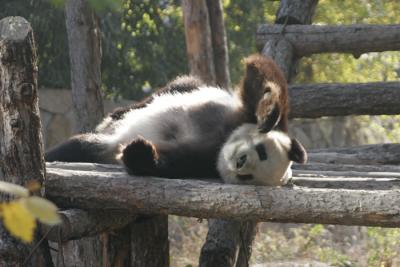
218,124,307,186
45,54,294,180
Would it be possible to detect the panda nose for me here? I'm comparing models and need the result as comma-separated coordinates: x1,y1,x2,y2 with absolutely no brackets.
236,154,247,169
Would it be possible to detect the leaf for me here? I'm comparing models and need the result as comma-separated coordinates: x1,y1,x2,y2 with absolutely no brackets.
23,196,61,225
2,200,36,243
0,181,29,197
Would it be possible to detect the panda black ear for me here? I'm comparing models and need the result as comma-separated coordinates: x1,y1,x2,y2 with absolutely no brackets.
288,138,307,164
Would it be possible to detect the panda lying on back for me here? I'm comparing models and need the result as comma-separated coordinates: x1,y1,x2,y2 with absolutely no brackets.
46,54,305,180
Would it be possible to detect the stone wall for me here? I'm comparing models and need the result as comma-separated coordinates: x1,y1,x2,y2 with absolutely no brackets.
39,89,132,149
39,89,388,151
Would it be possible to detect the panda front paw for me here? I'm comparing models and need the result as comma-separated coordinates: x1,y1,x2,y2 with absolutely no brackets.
121,138,158,176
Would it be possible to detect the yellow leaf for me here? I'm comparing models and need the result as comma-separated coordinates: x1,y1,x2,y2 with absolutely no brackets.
23,196,61,225
2,200,36,243
0,181,29,197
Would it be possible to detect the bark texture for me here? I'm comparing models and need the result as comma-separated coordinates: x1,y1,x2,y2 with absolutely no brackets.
65,0,104,133
293,162,400,173
182,0,216,84
130,215,169,267
257,24,400,57
199,220,257,267
207,0,230,88
45,166,400,228
43,209,134,242
308,144,400,165
288,82,400,118
0,16,53,267
275,0,319,25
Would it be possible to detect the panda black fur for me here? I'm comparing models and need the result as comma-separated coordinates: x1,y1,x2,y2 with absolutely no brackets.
45,54,291,179
217,123,307,186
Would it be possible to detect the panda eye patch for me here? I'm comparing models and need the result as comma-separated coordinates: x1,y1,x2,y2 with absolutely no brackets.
255,143,268,161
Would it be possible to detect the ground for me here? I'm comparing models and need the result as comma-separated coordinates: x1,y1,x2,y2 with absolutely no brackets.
169,216,400,267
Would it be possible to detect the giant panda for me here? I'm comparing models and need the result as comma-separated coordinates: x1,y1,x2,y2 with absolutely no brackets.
217,123,307,186
45,54,291,179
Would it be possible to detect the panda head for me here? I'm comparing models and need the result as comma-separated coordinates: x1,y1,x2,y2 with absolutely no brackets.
217,124,307,186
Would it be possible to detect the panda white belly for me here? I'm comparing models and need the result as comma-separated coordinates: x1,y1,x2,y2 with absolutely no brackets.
102,86,243,148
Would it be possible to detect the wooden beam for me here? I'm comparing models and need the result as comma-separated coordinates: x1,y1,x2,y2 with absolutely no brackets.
293,162,400,173
257,24,400,57
42,209,134,242
45,166,400,228
308,143,400,165
289,82,400,118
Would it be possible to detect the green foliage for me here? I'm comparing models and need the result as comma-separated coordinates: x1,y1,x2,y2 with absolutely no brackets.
48,0,123,11
296,1,400,84
367,228,400,266
102,0,188,99
0,0,70,89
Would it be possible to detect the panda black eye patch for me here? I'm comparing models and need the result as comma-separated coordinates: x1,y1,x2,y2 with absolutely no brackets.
255,143,268,161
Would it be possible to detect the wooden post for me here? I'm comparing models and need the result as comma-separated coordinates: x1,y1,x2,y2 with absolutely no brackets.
63,1,123,266
199,0,313,265
207,0,231,88
182,0,216,84
130,215,169,267
65,0,104,133
0,16,53,267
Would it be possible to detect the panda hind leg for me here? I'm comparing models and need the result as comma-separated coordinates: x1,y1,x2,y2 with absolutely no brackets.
121,138,159,176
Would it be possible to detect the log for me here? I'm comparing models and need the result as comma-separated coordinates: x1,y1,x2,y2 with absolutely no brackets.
45,167,400,228
294,170,400,179
308,144,400,165
0,16,53,267
206,0,230,88
257,24,400,57
292,177,400,191
289,82,400,118
65,0,104,133
182,0,216,84
42,209,134,242
293,162,400,173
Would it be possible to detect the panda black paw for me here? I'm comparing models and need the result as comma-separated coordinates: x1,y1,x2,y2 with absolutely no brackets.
121,138,158,176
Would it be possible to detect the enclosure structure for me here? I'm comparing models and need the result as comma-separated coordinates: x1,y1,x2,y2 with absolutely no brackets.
1,0,400,266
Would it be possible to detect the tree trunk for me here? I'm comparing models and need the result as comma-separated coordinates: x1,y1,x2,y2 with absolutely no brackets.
206,0,230,88
182,0,216,84
65,0,104,133
0,16,53,267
